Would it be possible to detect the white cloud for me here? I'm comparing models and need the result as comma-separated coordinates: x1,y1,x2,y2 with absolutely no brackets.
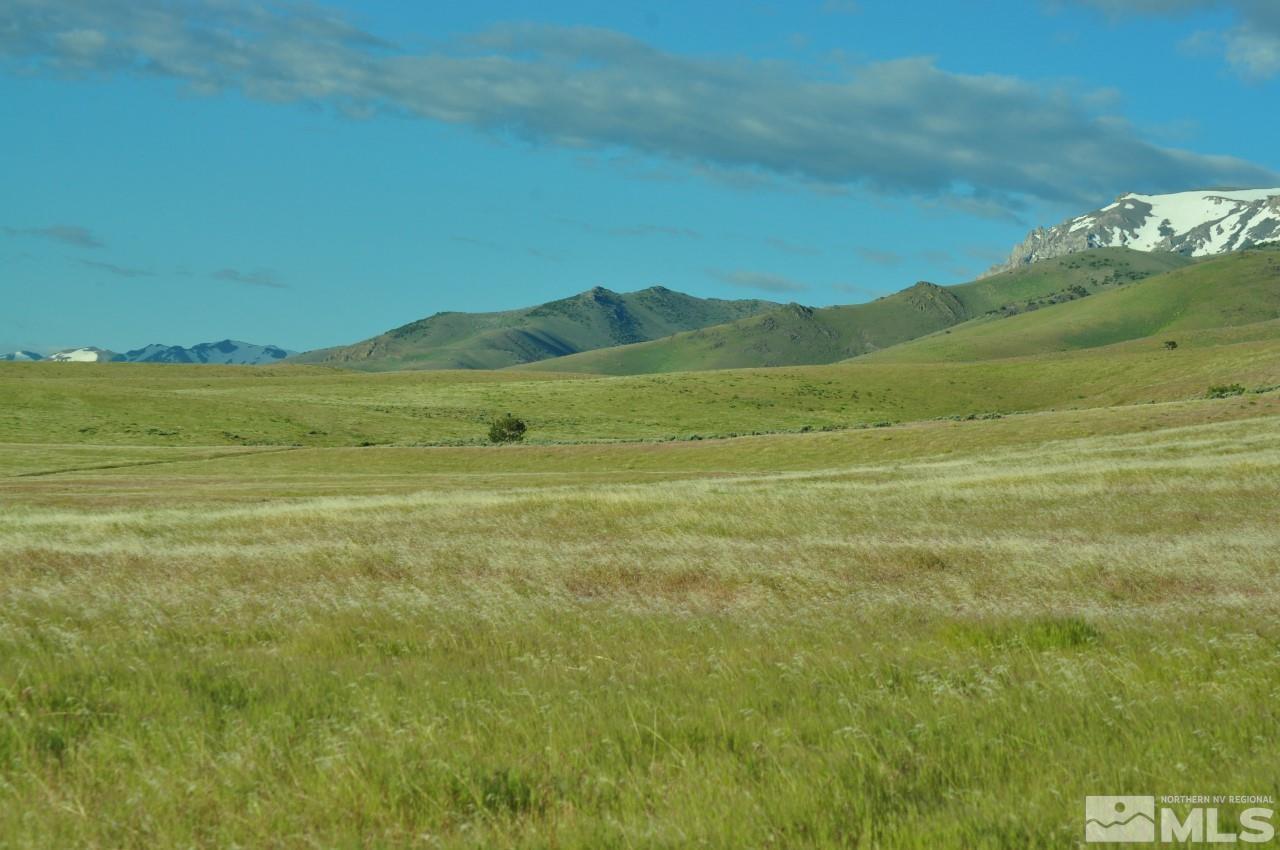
2,0,1275,213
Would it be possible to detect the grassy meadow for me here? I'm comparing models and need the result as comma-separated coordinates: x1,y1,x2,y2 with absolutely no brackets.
2,313,1280,846
3,320,1279,448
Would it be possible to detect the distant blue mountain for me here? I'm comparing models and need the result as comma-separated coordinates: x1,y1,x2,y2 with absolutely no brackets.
116,340,295,365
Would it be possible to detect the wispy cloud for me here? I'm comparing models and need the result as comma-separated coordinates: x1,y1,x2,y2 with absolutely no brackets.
832,282,883,298
2,1,1274,212
4,225,103,248
79,259,152,278
212,268,286,289
766,237,821,256
708,269,810,294
856,247,904,266
1070,0,1280,79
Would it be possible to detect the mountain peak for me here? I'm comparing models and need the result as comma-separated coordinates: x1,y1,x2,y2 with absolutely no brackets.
0,350,44,362
986,187,1280,277
118,340,294,365
48,346,116,362
293,287,782,370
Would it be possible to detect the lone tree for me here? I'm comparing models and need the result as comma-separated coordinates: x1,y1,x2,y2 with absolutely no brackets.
488,413,528,444
1163,340,1178,350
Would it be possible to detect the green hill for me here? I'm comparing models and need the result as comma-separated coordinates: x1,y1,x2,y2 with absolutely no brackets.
517,248,1190,374
863,245,1280,363
291,286,779,370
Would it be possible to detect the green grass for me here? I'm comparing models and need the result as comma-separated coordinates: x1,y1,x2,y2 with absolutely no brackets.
4,319,1277,448
522,248,1190,374
867,246,1280,363
5,292,1280,846
2,398,1279,847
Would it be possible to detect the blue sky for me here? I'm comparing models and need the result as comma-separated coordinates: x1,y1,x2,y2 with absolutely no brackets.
2,0,1278,354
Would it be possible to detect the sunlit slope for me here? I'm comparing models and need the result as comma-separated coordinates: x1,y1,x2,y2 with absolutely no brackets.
4,323,1276,447
291,286,779,370
865,246,1280,363
517,249,1189,374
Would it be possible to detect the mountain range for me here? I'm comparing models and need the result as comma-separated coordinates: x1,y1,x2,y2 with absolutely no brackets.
116,340,294,365
287,186,1278,374
518,249,1191,374
2,340,294,365
291,286,780,370
12,187,1278,376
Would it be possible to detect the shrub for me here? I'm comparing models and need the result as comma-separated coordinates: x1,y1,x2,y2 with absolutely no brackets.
1206,383,1246,399
487,413,527,444
1163,340,1178,350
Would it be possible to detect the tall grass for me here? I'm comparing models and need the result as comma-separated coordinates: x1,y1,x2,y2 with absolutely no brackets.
2,411,1278,847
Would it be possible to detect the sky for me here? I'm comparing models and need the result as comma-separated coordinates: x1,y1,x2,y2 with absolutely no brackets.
2,0,1279,354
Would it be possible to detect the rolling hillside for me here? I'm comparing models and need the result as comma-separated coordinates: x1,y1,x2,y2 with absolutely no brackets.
864,245,1280,363
292,286,779,370
518,248,1190,374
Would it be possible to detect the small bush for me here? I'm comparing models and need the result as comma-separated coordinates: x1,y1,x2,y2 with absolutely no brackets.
1206,384,1246,399
487,413,527,444
1163,340,1178,350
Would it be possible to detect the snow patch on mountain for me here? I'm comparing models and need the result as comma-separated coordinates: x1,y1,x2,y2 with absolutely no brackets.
48,347,117,362
986,188,1280,277
0,350,44,361
30,340,293,364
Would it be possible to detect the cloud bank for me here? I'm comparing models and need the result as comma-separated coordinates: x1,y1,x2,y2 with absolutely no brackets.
2,0,1276,213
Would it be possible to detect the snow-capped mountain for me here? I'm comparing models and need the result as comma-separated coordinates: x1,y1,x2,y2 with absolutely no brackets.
28,340,293,364
986,188,1280,276
118,339,294,365
48,347,117,362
